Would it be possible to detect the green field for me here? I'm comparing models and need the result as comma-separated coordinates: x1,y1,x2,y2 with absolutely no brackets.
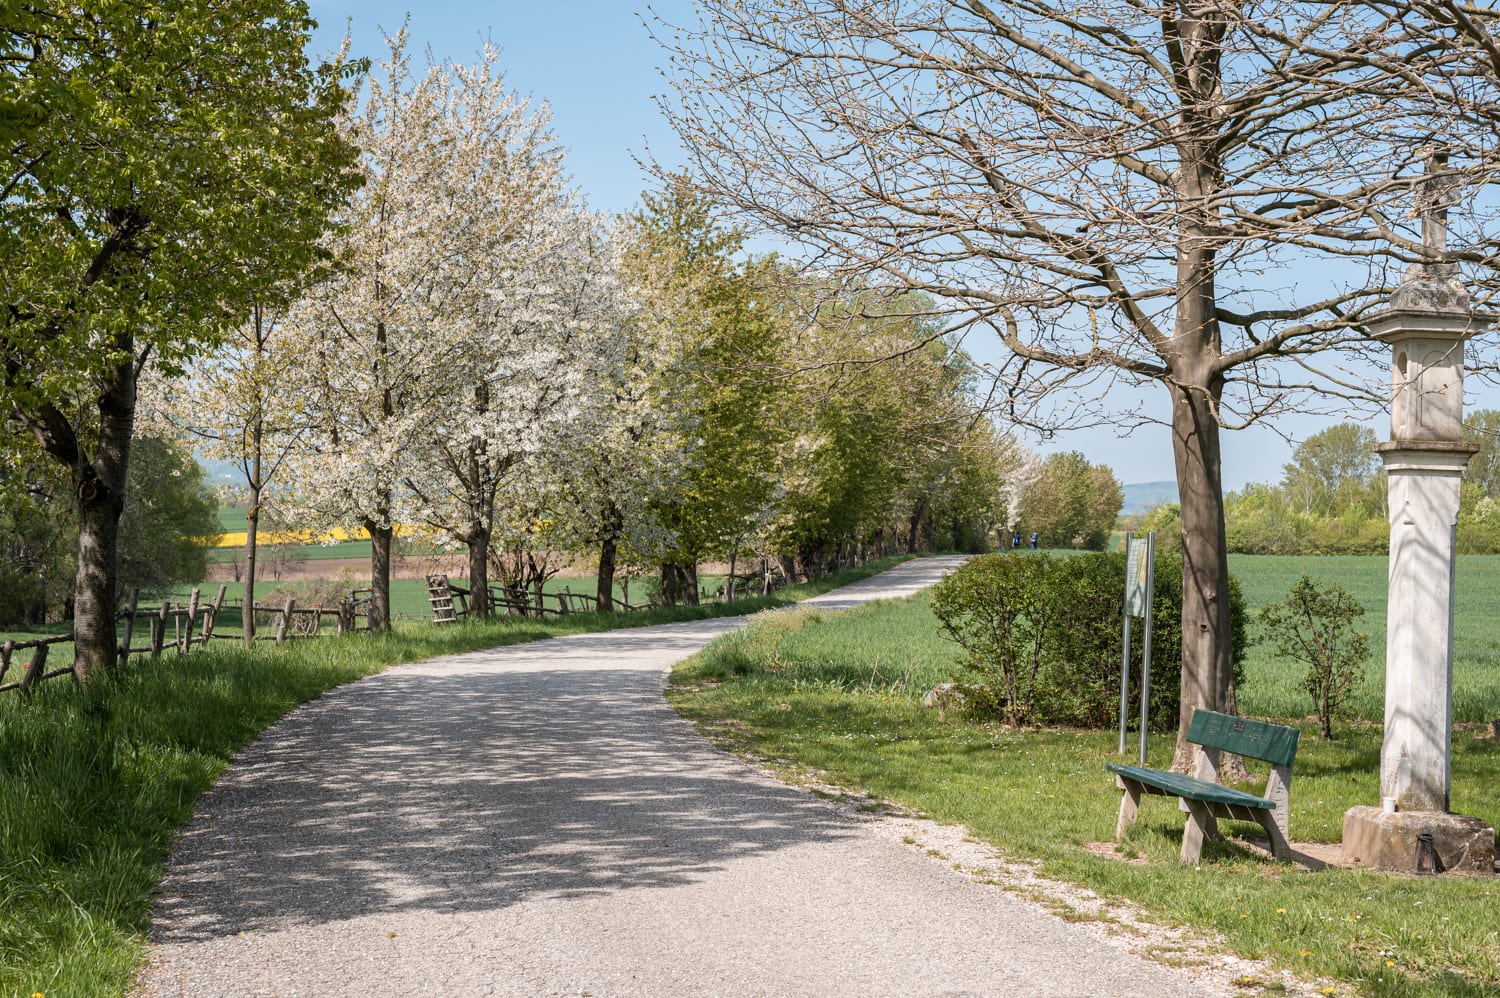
208,538,375,562
669,556,1500,997
1231,554,1500,723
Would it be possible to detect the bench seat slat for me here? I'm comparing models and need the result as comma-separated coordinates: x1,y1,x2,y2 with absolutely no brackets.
1106,763,1276,810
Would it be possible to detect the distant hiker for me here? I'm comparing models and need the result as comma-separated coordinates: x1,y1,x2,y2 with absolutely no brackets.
1029,532,1038,549
1012,532,1021,549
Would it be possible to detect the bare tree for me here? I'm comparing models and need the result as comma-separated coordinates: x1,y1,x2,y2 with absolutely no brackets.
652,0,1500,766
149,303,311,646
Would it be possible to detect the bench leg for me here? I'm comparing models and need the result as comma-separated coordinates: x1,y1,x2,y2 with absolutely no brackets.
1179,799,1217,865
1255,809,1292,861
1115,781,1142,840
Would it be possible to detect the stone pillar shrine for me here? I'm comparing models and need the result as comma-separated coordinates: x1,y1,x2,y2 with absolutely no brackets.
1342,155,1497,874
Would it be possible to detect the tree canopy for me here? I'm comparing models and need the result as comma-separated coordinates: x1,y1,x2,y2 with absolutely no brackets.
652,0,1500,763
0,1,362,675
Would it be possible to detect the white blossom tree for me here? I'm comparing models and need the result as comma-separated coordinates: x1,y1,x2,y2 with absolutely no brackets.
653,0,1500,765
543,226,683,610
280,35,569,628
403,209,623,618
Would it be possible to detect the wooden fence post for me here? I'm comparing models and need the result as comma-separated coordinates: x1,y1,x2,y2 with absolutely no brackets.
276,596,295,646
181,588,201,653
152,602,169,658
120,588,141,664
202,585,227,646
0,640,12,686
19,642,47,693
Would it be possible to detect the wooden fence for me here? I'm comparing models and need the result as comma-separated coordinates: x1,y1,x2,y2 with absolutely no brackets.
425,563,793,625
4,561,800,692
1,585,373,696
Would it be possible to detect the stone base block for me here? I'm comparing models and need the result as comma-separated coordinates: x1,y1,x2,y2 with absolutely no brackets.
1342,806,1495,875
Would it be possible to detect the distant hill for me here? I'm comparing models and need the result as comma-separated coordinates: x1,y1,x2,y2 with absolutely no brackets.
197,456,245,490
1121,480,1177,516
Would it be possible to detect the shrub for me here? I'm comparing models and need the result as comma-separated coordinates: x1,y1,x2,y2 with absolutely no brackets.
1258,576,1368,739
930,551,1246,729
928,554,1055,724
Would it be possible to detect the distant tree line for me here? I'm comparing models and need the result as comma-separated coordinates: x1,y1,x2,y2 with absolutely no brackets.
1126,415,1500,556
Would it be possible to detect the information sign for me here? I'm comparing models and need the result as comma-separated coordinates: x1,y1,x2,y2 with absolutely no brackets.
1124,536,1149,618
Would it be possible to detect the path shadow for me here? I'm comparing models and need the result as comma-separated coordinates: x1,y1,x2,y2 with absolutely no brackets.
152,659,856,943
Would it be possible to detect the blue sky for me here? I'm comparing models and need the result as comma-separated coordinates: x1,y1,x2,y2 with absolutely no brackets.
303,3,1482,492
306,2,692,218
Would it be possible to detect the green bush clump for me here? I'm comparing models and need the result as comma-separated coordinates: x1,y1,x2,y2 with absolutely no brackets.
929,552,1246,729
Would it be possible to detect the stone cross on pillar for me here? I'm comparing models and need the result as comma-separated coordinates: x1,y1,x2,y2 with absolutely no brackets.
1342,155,1496,874
1419,152,1458,256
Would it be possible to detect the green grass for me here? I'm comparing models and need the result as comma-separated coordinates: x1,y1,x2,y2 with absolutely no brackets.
0,555,910,998
2,574,712,666
1230,554,1500,723
669,585,1500,998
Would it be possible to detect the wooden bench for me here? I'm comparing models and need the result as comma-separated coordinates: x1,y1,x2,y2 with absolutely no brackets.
1107,709,1299,865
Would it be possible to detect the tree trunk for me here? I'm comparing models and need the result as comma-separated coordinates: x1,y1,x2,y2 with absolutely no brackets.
460,423,497,620
660,561,681,605
596,535,618,612
1166,377,1234,773
244,485,260,648
467,525,491,620
907,500,928,554
595,501,623,612
366,520,393,631
70,356,136,679
726,540,740,603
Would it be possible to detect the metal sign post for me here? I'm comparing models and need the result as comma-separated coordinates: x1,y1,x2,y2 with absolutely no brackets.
1117,534,1134,755
1118,532,1156,763
1137,532,1155,766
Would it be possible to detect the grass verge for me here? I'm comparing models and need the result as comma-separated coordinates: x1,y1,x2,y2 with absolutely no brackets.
0,555,909,998
668,593,1500,998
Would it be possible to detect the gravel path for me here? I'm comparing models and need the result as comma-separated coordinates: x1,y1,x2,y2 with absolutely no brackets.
139,558,1217,997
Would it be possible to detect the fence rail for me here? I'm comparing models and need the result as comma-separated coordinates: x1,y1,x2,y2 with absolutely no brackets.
2,585,374,696
4,562,804,694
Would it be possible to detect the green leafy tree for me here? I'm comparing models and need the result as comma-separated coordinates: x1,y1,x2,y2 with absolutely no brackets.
1259,577,1369,739
0,2,362,676
117,437,221,598
0,436,74,626
1018,452,1122,551
1463,410,1500,499
1281,424,1382,518
623,179,788,603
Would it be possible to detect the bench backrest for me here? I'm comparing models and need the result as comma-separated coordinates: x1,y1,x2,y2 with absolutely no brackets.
1187,710,1299,767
